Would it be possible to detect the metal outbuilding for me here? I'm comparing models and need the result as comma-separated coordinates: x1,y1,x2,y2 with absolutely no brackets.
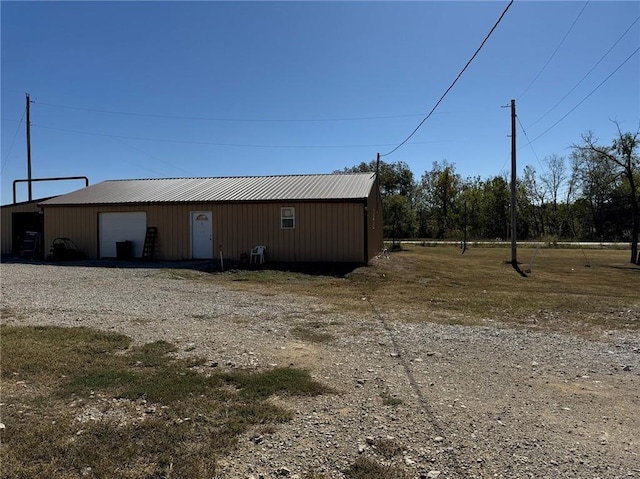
1,198,52,258
37,173,383,263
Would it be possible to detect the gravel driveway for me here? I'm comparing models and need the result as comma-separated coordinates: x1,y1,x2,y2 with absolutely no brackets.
1,262,639,478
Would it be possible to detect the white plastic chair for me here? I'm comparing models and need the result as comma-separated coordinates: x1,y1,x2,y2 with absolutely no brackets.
250,245,266,264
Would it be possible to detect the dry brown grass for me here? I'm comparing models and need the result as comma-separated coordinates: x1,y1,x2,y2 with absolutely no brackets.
213,244,640,337
3,246,637,477
1,326,330,479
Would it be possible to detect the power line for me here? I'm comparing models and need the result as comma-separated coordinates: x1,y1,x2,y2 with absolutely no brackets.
35,101,427,123
381,0,514,158
32,123,452,149
518,1,590,99
0,87,26,95
516,114,546,174
526,15,640,130
525,46,640,147
1,110,26,175
109,137,195,176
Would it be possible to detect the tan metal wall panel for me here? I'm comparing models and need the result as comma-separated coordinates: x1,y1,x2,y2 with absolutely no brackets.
1,202,42,255
1,209,9,255
45,205,94,259
367,186,384,261
42,199,371,262
208,201,365,262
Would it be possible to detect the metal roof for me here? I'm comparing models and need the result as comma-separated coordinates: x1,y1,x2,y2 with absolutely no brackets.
38,173,377,206
2,196,55,208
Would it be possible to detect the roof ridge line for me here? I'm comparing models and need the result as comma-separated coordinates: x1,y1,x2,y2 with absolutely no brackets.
105,172,372,182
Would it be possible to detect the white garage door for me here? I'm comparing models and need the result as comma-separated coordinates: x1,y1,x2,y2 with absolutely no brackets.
99,212,147,258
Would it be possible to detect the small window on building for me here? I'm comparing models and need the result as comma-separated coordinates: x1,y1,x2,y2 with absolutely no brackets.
281,207,295,229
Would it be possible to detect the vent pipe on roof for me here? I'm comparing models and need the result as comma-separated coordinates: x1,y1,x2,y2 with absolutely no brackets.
26,93,33,201
13,176,90,204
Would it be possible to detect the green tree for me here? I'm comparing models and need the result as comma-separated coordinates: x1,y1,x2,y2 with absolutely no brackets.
570,145,617,239
541,154,568,237
338,159,417,240
384,194,417,246
481,176,510,240
520,165,546,238
458,176,484,240
573,125,639,264
419,160,461,238
338,159,415,200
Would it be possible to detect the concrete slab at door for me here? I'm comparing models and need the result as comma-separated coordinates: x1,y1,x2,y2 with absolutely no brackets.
98,212,147,258
191,211,213,259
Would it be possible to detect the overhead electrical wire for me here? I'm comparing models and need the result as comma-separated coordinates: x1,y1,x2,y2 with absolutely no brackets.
381,0,514,158
110,137,195,176
36,101,427,123
516,114,546,174
525,46,640,147
32,123,452,149
0,87,27,95
526,14,640,129
9,0,631,175
518,0,590,99
1,110,26,175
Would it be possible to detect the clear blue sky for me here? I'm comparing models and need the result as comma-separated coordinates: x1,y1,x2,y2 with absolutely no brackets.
2,0,638,205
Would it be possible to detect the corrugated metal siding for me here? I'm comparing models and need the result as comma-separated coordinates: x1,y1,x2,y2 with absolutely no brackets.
1,201,43,255
213,201,364,262
44,200,367,262
39,173,377,206
41,176,382,263
44,205,98,258
367,185,384,261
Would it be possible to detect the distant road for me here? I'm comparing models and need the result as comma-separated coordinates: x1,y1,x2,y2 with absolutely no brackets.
391,240,631,248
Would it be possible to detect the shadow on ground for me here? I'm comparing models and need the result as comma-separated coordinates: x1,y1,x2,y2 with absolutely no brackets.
0,256,362,278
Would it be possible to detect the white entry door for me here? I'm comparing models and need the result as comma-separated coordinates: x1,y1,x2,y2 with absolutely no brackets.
191,211,213,259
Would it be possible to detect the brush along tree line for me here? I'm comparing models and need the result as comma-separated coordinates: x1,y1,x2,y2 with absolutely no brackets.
338,125,640,264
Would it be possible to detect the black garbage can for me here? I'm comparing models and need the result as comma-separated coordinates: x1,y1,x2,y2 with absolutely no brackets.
116,241,132,260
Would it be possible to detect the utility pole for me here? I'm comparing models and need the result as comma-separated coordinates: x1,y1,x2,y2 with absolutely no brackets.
462,191,467,254
26,93,33,201
510,98,517,267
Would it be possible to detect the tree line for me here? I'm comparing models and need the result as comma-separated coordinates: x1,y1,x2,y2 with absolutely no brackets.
338,126,639,264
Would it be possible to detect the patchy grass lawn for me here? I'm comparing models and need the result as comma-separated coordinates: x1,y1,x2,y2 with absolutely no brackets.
0,326,329,479
3,245,636,478
210,244,640,337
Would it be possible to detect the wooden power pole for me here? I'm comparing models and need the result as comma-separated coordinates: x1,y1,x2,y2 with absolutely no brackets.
510,99,517,267
26,93,33,201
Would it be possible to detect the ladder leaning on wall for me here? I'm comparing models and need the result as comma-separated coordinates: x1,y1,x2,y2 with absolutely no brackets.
142,227,157,260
